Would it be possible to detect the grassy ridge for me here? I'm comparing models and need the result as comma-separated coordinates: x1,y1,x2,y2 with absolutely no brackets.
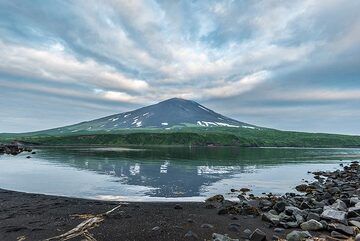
1,127,360,147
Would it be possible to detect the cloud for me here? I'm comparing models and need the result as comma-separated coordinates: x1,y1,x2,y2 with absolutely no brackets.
0,0,359,133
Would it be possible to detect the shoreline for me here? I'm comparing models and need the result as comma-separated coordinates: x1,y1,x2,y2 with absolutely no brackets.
0,161,359,241
0,188,279,241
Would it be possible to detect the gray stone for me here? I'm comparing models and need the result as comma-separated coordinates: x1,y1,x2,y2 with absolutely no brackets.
273,201,287,213
355,234,360,241
228,224,240,232
321,209,347,224
243,229,252,238
349,220,360,228
300,219,323,231
331,199,348,211
268,209,278,215
285,221,299,228
249,228,267,241
329,223,354,236
350,197,360,205
152,226,160,231
201,223,214,229
259,199,273,208
320,220,328,229
185,230,198,240
273,228,284,233
212,233,239,241
262,212,280,225
286,230,312,241
279,212,292,222
331,231,349,239
306,212,320,221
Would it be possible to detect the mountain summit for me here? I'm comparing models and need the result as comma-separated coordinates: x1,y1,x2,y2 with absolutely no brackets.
50,98,258,134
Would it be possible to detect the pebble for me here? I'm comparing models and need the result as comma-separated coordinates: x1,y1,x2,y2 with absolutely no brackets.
228,223,240,232
200,223,214,229
273,228,284,233
184,230,198,240
151,226,160,231
174,204,183,210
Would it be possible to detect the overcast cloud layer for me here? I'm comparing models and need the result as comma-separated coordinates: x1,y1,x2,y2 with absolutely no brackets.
0,0,359,134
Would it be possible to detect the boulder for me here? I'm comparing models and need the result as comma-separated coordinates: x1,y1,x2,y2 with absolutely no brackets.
321,209,347,224
328,223,354,236
355,234,360,241
249,228,267,241
206,195,224,203
300,219,323,231
349,220,360,229
330,199,348,211
262,212,280,225
273,201,287,213
286,230,312,241
330,231,349,239
306,212,320,221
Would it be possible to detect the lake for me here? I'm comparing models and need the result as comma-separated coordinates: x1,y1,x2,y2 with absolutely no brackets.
0,146,359,202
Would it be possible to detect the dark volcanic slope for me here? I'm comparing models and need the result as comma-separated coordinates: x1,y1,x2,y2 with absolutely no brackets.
35,98,258,135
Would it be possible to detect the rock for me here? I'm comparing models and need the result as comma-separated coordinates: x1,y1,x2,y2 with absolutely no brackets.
184,230,198,240
306,212,320,221
279,212,292,222
355,234,360,241
31,151,36,154
249,228,267,241
174,204,183,210
201,223,214,229
262,212,280,225
228,223,240,232
273,201,287,213
273,228,284,233
300,219,323,230
348,206,360,217
328,223,354,236
320,220,328,229
331,199,348,211
206,195,224,203
212,233,239,241
328,187,341,194
330,231,349,239
321,209,347,224
349,220,360,228
268,209,278,215
286,230,312,241
187,218,194,223
259,199,273,209
26,156,31,158
152,226,160,231
272,235,279,241
240,188,251,193
295,184,308,192
284,221,299,228
350,197,360,205
243,229,252,238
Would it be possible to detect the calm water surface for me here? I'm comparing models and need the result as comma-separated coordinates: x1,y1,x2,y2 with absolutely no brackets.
1,146,359,201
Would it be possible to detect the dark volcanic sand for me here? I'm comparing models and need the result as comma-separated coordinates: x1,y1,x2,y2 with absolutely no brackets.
0,189,289,241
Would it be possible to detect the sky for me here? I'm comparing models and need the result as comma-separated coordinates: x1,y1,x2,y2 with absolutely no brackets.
0,0,359,134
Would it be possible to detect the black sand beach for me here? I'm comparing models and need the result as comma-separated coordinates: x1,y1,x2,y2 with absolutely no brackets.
0,189,278,241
